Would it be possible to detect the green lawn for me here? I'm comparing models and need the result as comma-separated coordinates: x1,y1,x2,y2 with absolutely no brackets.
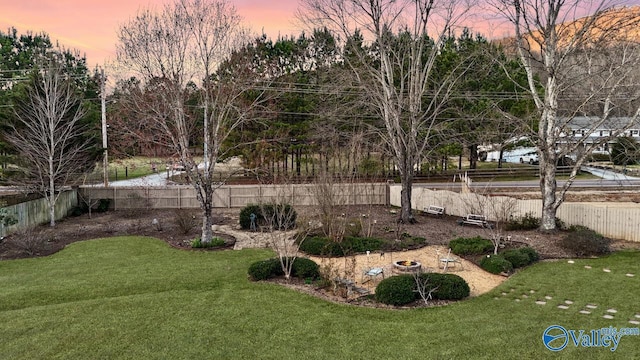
1,237,638,359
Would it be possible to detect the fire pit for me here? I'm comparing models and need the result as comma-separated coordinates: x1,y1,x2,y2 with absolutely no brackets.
393,260,422,272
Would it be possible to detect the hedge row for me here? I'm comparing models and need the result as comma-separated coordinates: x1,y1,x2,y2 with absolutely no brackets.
247,257,320,281
374,273,470,306
299,236,386,256
449,237,493,256
480,247,539,274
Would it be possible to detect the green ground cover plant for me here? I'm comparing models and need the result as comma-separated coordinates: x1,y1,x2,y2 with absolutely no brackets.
1,237,638,359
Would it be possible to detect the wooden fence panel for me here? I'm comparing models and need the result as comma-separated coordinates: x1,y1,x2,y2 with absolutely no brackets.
403,185,640,242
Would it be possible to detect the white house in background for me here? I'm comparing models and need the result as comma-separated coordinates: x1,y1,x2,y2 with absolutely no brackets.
484,117,640,162
563,116,640,155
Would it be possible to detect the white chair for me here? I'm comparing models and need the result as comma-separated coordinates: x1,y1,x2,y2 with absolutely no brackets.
437,248,462,272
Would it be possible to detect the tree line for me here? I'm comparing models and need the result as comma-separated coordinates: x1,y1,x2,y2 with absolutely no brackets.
1,0,640,240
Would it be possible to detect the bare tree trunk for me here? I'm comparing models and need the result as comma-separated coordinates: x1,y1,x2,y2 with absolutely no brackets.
539,159,558,231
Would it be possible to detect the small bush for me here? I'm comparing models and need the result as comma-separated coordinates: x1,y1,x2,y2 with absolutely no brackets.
375,275,416,306
518,247,540,263
239,203,297,230
248,258,283,281
502,248,531,268
174,210,198,234
506,212,539,231
11,228,50,256
419,273,470,300
239,204,262,230
450,236,493,256
96,199,110,212
560,228,611,257
480,254,513,274
191,237,225,248
291,257,320,279
345,218,362,237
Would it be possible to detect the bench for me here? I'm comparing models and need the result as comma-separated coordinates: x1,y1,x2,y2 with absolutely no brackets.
457,214,494,229
423,205,445,217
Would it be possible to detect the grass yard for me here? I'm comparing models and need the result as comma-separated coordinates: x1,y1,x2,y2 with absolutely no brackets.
0,237,638,359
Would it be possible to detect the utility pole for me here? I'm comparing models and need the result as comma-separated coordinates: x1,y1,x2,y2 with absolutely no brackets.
101,68,109,187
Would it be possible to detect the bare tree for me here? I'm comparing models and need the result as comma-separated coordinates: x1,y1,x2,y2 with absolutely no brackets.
489,1,640,230
298,0,472,223
116,0,270,242
6,61,93,227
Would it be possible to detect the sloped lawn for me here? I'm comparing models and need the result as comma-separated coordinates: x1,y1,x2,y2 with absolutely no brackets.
0,236,638,359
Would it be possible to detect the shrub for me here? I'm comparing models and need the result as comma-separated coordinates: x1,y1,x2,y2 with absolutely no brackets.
174,210,198,234
506,212,539,231
345,218,362,237
419,273,470,300
239,204,297,230
375,275,416,306
299,237,343,256
480,254,513,274
248,258,283,281
299,236,385,257
291,257,320,279
96,199,110,212
518,247,540,263
342,237,385,254
191,237,225,248
449,236,493,256
11,228,50,256
502,248,531,268
559,228,611,257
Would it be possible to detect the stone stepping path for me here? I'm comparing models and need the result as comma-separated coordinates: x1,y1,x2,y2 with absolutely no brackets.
603,268,611,273
630,320,640,325
545,296,553,300
607,309,618,313
586,304,598,309
558,305,570,310
564,300,574,305
535,300,546,305
627,273,635,277
603,314,614,319
580,310,591,314
584,265,592,269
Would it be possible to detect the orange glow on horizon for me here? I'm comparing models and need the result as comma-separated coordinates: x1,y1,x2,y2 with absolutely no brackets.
0,1,507,69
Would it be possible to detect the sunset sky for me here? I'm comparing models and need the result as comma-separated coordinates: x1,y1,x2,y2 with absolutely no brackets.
0,0,301,68
3,1,639,71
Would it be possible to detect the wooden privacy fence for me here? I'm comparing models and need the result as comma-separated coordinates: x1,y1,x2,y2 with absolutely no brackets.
398,186,640,242
79,183,389,210
0,190,77,237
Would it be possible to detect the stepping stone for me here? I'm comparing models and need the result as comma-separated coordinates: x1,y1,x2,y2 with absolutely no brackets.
515,299,521,302
568,260,575,264
607,309,618,313
522,294,529,298
530,290,536,293
585,265,592,269
627,273,635,277
501,292,507,296
545,296,553,300
494,297,500,300
635,314,640,319
603,315,614,319
603,268,611,273
579,310,591,314
565,300,574,305
629,320,640,325
586,304,598,309
558,305,569,309
535,301,547,305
